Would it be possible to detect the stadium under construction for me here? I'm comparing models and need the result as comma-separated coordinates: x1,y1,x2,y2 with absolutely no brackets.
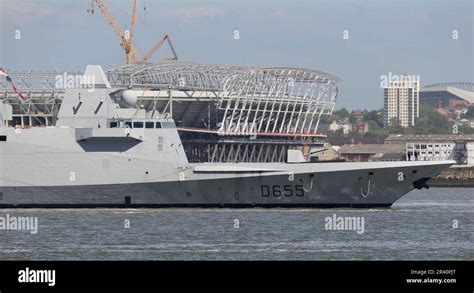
0,61,340,163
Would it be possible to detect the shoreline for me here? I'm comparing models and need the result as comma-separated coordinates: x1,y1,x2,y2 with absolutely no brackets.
428,179,474,188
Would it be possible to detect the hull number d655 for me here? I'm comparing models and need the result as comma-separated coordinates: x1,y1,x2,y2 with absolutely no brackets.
261,185,304,197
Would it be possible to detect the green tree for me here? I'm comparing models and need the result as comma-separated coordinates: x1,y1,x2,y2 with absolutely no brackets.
388,125,405,134
333,108,350,119
327,128,344,136
458,124,474,134
367,120,381,131
318,115,330,124
349,114,357,124
363,109,384,128
364,120,389,138
414,106,450,134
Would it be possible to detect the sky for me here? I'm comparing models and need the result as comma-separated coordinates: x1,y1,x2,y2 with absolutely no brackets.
0,0,473,110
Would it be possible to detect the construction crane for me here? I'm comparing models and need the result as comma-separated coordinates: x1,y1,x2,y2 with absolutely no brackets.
88,0,178,64
129,0,137,52
143,33,178,61
88,0,140,64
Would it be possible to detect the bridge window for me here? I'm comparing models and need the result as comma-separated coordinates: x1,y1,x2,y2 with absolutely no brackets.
133,121,144,128
109,120,167,129
145,122,154,129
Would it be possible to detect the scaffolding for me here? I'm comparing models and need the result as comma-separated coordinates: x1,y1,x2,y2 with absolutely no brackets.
2,61,340,162
106,61,339,133
219,67,338,136
106,61,339,162
0,70,82,127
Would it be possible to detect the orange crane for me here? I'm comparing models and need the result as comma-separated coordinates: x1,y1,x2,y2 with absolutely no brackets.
143,33,177,61
88,0,140,64
88,0,178,64
129,0,137,53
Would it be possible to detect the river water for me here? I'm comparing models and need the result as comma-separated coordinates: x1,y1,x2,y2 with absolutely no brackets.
0,188,472,260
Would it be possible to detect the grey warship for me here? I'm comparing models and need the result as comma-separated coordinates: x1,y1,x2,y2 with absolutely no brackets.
0,63,454,208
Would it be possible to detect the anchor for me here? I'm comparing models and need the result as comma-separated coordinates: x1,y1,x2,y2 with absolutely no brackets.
359,173,373,198
303,174,314,193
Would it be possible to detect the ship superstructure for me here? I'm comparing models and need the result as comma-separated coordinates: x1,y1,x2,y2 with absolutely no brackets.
0,63,454,207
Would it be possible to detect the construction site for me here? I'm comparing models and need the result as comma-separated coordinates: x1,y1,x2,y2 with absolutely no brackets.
0,0,340,163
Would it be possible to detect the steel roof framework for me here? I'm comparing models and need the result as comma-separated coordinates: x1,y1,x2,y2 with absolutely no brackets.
106,62,340,135
2,62,340,135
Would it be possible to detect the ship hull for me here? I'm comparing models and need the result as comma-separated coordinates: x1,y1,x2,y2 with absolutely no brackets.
0,160,453,208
